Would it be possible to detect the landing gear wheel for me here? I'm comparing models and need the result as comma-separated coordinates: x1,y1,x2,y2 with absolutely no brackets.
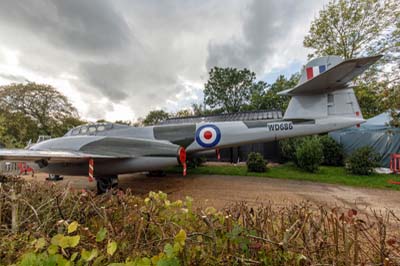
147,170,166,177
96,175,118,194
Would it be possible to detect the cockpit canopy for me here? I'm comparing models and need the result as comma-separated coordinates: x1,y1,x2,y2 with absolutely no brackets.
64,123,129,136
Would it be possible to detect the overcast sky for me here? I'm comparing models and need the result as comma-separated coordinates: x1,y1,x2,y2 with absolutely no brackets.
0,0,326,121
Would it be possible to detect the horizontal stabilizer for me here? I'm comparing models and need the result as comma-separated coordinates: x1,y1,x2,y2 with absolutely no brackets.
278,55,382,96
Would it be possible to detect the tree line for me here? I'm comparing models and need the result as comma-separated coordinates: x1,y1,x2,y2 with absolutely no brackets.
0,0,398,146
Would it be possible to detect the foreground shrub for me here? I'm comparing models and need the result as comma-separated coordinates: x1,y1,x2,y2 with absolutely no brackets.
320,135,344,166
346,146,381,175
295,137,323,172
279,137,305,163
1,179,399,265
246,152,267,172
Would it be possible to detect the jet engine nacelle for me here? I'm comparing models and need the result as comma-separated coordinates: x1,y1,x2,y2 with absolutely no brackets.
41,156,179,176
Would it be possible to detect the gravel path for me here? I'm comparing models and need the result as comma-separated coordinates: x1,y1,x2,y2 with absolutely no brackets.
29,172,400,215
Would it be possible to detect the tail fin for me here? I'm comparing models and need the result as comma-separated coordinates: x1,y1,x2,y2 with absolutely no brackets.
279,55,381,120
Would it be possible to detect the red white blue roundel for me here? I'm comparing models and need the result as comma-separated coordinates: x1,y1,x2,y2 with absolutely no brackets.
196,124,221,148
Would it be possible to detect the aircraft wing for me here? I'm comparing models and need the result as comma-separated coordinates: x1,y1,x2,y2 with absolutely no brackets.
278,55,382,96
0,149,115,162
0,137,181,163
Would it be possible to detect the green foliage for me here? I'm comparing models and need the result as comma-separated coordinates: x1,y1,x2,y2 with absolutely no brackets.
167,164,400,190
1,182,399,265
295,137,323,172
354,82,387,119
0,82,85,146
190,103,224,116
174,109,193,118
0,111,38,148
204,67,265,113
250,74,299,111
246,152,267,172
303,0,398,60
143,110,169,126
279,137,305,163
320,135,344,166
96,227,108,242
346,146,381,175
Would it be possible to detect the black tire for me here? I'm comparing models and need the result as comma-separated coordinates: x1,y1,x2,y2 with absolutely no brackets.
96,175,118,194
147,170,166,177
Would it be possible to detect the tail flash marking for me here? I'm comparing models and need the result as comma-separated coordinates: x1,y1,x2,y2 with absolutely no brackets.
306,65,327,80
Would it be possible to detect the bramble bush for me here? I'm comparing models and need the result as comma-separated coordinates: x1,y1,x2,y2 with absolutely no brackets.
295,137,323,172
0,178,399,265
319,135,344,166
246,152,267,172
346,146,381,175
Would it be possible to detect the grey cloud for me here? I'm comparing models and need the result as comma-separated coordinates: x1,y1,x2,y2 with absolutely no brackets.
0,73,29,83
0,0,322,120
0,0,131,54
79,62,129,101
206,0,315,72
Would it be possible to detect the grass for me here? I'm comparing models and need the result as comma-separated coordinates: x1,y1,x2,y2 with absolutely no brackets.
168,163,400,190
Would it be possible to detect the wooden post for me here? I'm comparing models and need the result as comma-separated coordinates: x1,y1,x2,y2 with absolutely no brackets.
10,187,18,233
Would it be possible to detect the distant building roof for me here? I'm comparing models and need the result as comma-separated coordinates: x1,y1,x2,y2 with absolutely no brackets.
160,110,283,125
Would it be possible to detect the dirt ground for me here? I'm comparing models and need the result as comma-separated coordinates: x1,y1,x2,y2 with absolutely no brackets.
27,172,400,215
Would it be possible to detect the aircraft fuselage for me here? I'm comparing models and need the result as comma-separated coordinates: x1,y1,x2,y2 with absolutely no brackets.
30,116,363,176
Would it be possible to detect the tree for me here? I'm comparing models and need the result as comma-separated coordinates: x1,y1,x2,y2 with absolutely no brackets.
191,103,224,116
0,82,81,136
250,74,300,111
304,0,398,60
303,0,400,120
50,116,85,138
0,111,38,148
174,109,194,118
114,120,132,126
143,110,169,126
204,67,265,113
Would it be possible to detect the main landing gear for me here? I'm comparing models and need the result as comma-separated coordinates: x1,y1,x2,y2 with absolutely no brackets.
147,170,166,177
95,175,118,194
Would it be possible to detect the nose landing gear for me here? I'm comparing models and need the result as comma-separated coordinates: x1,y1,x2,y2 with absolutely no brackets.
95,175,118,194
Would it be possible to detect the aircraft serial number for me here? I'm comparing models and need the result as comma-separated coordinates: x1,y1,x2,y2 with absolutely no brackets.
267,122,293,131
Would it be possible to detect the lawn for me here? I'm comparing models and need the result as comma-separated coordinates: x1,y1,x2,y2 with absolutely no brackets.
168,163,400,190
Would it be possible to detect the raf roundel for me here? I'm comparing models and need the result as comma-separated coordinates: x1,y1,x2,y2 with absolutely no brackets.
195,124,221,148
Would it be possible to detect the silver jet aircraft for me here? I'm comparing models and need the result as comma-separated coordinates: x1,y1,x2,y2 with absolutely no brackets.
0,55,381,193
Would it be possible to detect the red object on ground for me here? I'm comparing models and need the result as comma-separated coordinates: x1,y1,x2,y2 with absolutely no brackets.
17,162,34,175
388,179,400,185
388,154,400,185
390,154,400,173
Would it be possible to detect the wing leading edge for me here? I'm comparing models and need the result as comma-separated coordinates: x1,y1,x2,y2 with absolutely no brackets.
0,149,117,162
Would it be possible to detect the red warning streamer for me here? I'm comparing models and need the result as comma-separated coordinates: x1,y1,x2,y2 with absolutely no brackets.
88,158,94,182
179,147,187,176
